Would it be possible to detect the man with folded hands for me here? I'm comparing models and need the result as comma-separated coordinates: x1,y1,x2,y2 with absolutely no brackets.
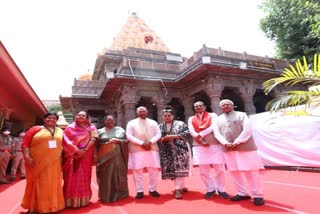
188,101,229,199
126,106,162,199
213,99,265,206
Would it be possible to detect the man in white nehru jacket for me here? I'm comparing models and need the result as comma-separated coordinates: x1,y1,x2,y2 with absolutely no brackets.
213,99,265,206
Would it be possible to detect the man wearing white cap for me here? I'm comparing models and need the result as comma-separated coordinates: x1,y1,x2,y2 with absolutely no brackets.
188,101,229,199
213,99,265,206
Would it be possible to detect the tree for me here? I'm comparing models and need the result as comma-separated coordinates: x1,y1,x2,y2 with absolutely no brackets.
263,54,320,112
260,0,320,61
46,104,62,113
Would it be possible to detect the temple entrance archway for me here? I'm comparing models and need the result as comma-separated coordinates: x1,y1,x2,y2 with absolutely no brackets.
253,89,274,113
220,87,245,112
191,91,212,113
136,97,158,121
167,98,185,121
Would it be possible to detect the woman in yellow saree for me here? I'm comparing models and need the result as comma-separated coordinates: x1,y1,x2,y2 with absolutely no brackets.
96,115,129,202
21,112,65,213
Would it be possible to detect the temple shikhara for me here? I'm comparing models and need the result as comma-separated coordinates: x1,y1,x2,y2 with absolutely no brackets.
60,13,288,128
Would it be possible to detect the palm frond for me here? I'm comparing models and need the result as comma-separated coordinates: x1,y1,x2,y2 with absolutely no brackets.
263,54,320,94
265,91,316,111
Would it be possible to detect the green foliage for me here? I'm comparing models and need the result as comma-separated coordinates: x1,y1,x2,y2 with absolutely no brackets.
263,54,320,111
46,104,62,113
46,104,73,122
260,0,320,61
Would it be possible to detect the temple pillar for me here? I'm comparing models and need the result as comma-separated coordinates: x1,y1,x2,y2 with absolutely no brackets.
154,95,166,123
123,102,136,125
208,94,222,114
181,95,194,122
115,105,123,127
206,77,223,114
241,80,256,114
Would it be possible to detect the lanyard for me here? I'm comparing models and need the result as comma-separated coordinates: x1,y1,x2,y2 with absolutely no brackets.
44,126,56,140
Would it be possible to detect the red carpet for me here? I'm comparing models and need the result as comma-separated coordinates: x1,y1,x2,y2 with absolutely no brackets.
1,167,319,214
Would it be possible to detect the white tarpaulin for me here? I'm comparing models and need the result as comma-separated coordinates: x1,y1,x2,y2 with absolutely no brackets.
250,111,320,167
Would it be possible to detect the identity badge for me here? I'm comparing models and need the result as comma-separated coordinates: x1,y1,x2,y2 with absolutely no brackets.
48,140,57,148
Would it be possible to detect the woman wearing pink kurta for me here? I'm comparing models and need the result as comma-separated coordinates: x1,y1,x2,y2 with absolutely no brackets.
62,111,98,208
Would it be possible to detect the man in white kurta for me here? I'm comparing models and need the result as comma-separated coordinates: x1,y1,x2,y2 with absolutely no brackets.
213,99,265,206
126,106,162,199
188,101,229,199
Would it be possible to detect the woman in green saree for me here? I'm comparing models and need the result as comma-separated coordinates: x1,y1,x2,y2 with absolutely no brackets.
96,115,129,203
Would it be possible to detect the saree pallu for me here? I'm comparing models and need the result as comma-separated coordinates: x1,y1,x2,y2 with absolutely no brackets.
63,122,97,208
63,147,94,207
21,128,64,213
96,126,128,203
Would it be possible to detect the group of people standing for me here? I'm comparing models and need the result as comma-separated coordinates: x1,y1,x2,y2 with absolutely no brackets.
127,100,264,207
4,98,264,214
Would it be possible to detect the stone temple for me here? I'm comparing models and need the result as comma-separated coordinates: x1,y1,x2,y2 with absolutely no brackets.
60,13,288,128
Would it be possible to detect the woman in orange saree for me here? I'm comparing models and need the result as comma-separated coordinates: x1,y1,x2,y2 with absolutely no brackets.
62,111,98,208
21,112,65,213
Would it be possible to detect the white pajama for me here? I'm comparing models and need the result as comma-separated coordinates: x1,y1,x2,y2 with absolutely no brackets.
229,170,264,198
174,177,186,190
132,167,159,193
199,164,226,192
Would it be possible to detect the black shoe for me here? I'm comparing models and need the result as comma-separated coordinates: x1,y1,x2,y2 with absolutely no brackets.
230,194,251,201
9,176,16,181
182,187,188,193
204,191,215,198
135,192,144,199
149,191,160,197
20,176,26,179
253,197,265,206
217,191,229,199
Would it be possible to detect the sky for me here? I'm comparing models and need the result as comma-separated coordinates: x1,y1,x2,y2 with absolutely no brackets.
0,0,275,100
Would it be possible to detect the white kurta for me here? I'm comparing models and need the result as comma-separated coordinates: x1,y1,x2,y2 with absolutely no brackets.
126,117,161,170
188,113,225,165
192,145,225,165
213,111,264,171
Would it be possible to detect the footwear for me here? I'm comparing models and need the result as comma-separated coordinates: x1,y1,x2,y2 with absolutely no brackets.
253,197,265,206
182,187,188,193
174,190,183,199
204,191,215,198
230,194,251,201
149,191,160,197
0,180,10,184
9,176,16,181
217,191,229,199
20,176,26,179
135,192,144,199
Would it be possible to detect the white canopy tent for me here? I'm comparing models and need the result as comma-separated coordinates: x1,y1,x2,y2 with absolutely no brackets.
250,108,320,167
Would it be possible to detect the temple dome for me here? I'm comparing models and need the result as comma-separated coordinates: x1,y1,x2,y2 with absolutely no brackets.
109,13,170,52
78,73,92,80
